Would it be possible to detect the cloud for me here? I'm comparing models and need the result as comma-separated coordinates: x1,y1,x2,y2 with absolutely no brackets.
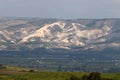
112,0,120,4
0,0,120,18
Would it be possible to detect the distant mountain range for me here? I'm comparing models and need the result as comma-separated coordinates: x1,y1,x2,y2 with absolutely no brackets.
0,18,120,53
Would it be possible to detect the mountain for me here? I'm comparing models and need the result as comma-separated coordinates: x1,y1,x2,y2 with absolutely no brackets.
0,18,120,52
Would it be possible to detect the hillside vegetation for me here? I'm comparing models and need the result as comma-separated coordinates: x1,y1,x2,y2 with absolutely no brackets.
1,71,120,80
0,66,120,80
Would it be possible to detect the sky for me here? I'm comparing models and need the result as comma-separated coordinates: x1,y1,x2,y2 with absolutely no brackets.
0,0,120,19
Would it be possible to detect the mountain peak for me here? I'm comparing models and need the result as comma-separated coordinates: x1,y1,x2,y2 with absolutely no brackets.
0,18,119,51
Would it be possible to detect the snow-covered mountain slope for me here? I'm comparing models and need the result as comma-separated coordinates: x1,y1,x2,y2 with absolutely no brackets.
0,18,120,51
19,21,111,48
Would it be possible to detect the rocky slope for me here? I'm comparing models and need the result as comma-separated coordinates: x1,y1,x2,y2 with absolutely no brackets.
0,18,120,51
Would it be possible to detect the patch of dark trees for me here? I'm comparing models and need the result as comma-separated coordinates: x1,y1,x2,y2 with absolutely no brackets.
67,72,113,80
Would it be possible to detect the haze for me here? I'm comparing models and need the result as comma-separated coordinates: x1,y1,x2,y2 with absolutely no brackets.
0,0,120,19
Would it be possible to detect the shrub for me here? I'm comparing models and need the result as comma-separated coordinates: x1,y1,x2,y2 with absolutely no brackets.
67,75,80,80
29,70,35,72
88,72,101,80
81,75,89,80
101,78,113,80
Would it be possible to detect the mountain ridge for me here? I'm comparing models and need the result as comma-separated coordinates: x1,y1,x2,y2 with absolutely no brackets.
0,18,120,52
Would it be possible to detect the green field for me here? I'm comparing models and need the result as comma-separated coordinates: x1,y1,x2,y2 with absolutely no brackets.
1,71,120,80
0,66,120,80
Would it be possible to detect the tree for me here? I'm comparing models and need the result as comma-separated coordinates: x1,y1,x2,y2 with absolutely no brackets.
29,69,35,72
68,72,113,80
67,75,80,80
81,72,101,80
88,72,101,80
81,75,89,80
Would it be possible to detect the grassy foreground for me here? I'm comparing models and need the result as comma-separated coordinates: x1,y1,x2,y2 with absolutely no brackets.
0,71,120,80
0,66,120,80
